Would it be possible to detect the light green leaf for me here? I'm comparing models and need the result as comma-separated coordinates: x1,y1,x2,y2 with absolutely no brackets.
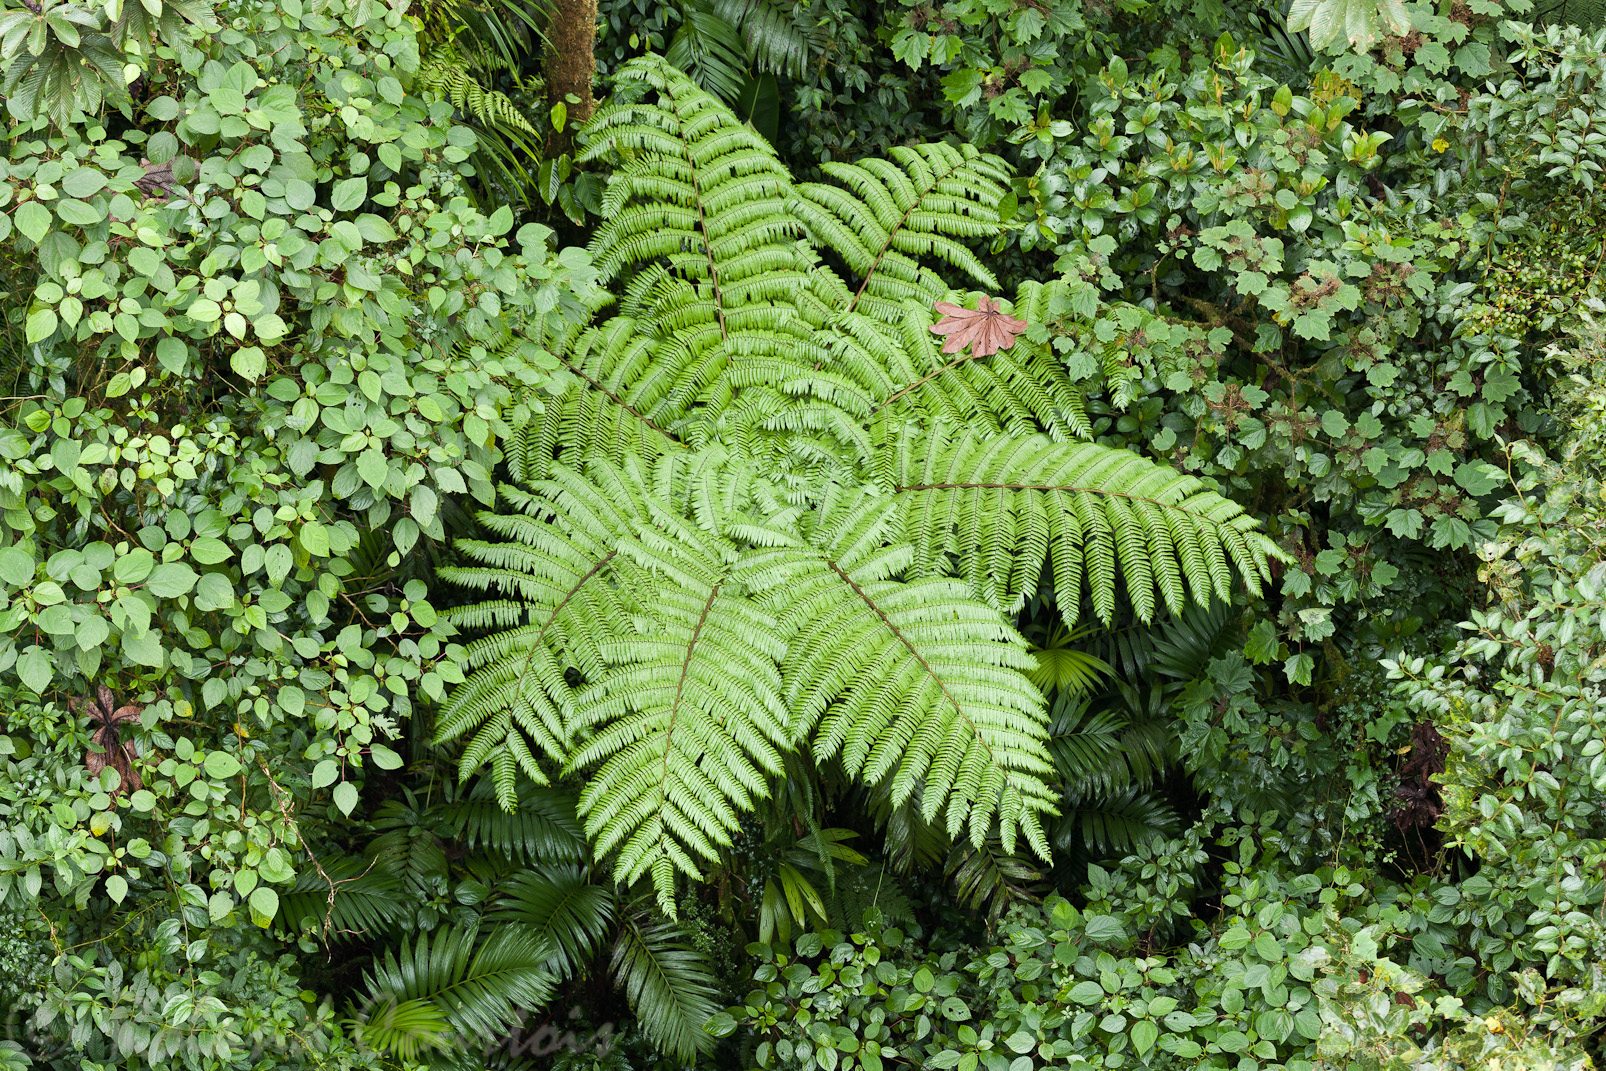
16,646,51,694
25,308,57,343
331,177,367,212
369,743,403,769
145,562,199,598
357,448,388,490
189,538,232,564
188,298,222,323
15,201,50,244
248,885,279,927
311,759,339,789
204,751,243,779
299,520,329,556
0,546,34,586
333,781,359,815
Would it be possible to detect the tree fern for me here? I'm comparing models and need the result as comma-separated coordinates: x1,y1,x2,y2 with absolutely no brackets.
437,56,1283,916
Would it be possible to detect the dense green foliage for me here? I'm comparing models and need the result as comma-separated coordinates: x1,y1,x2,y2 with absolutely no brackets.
5,0,1606,1068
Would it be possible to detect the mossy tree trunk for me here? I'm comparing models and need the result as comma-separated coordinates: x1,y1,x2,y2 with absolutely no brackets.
546,0,598,157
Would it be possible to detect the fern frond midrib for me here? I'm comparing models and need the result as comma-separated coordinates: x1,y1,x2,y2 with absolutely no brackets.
842,152,992,316
822,557,1006,775
879,342,1002,413
560,356,690,450
658,580,723,797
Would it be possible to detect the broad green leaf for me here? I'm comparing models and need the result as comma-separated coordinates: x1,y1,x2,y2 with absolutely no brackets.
248,886,279,927
16,646,51,693
299,520,329,556
14,201,50,243
311,758,339,789
145,562,199,598
356,448,388,489
204,751,243,779
0,546,34,586
331,177,366,212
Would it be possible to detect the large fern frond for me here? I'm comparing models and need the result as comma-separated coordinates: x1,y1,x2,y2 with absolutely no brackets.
435,466,642,804
441,454,794,909
885,424,1285,622
740,488,1056,857
793,144,1006,316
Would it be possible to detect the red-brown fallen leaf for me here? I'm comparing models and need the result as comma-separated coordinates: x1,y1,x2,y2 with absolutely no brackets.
929,295,1028,357
76,684,143,795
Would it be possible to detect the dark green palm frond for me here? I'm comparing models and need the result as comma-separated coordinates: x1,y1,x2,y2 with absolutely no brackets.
369,794,451,905
1046,691,1130,794
1059,787,1178,858
1027,622,1114,695
666,0,750,102
354,925,557,1053
349,997,454,1062
276,856,409,941
1146,600,1238,680
488,865,616,975
437,780,589,864
611,901,722,1061
946,836,1043,920
711,0,823,78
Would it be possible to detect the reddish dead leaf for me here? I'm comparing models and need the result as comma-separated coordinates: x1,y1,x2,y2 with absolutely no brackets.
929,295,1028,357
76,683,143,795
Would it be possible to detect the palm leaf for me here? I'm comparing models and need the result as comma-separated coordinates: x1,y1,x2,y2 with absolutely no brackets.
355,925,557,1052
611,902,722,1061
488,865,616,975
